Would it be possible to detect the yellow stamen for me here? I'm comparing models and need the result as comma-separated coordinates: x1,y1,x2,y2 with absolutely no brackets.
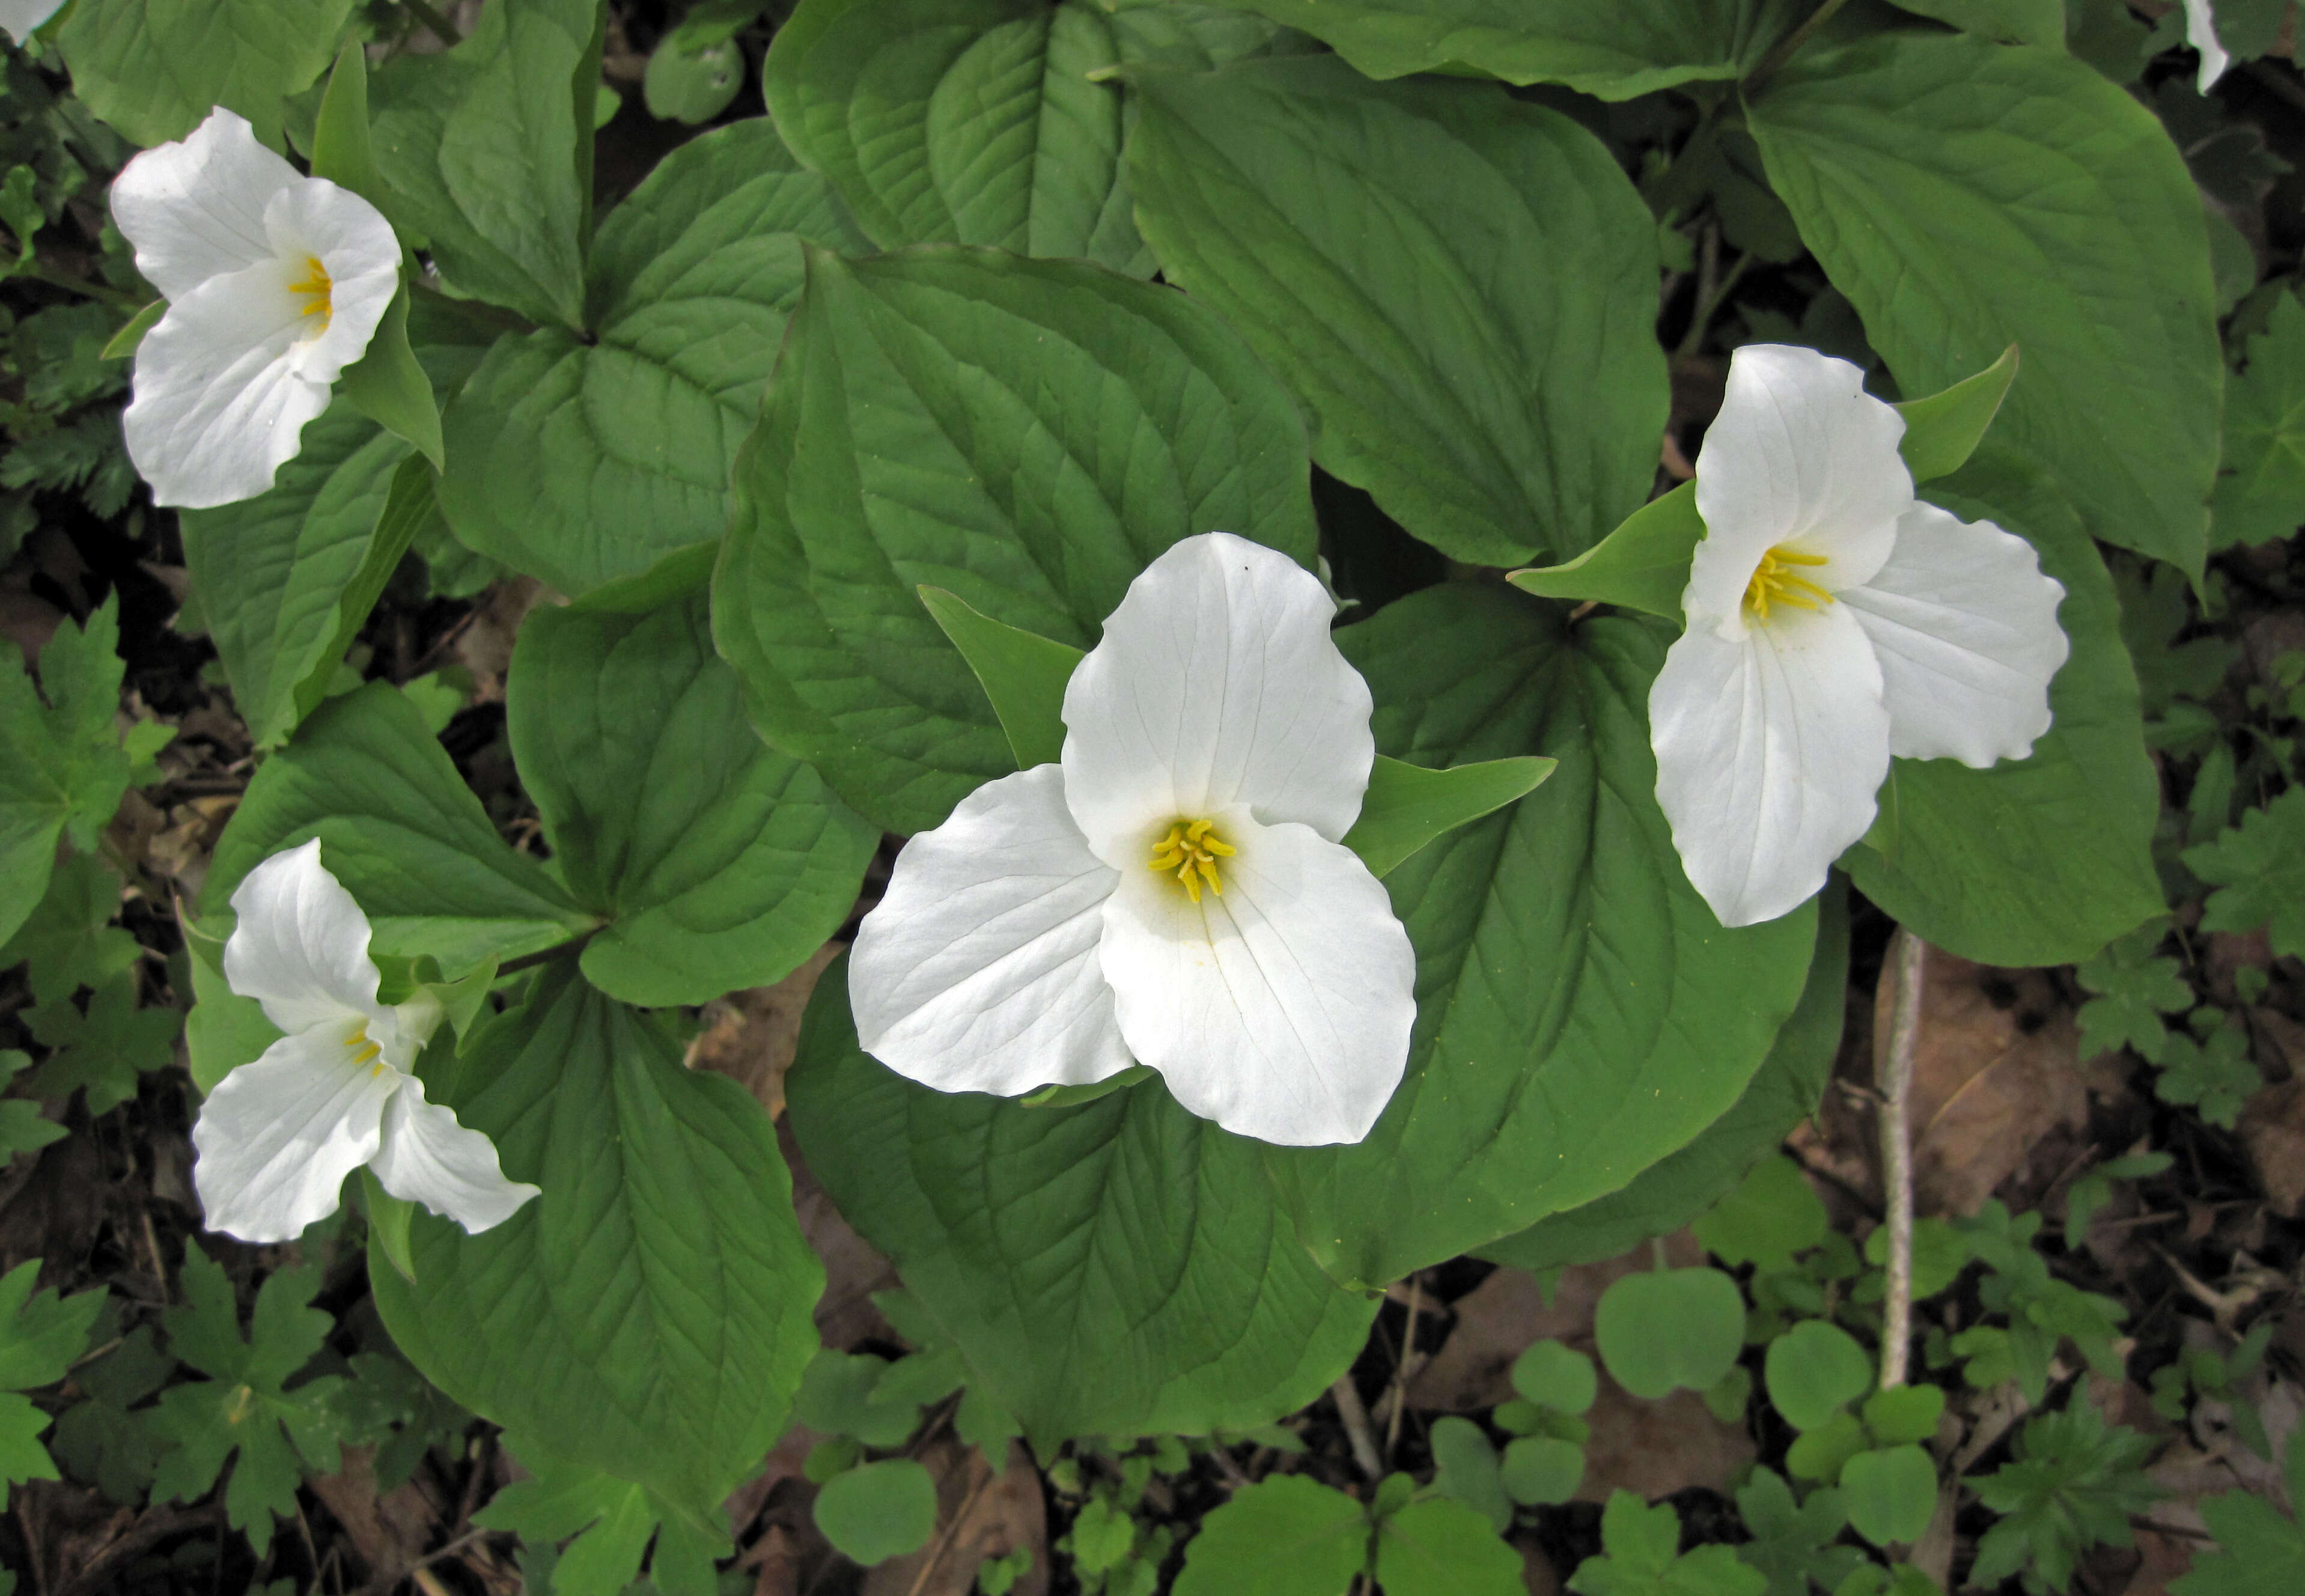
1743,546,1833,624
287,254,332,329
344,1023,383,1069
1149,817,1236,904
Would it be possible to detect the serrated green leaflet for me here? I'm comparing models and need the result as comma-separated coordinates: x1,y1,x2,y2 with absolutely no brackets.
2213,291,2305,550
1264,587,1815,1289
0,1259,102,1507
1376,1496,1527,1596
1129,56,1663,566
1482,882,1847,1273
1849,446,2162,966
371,967,821,1515
59,0,354,145
763,0,1286,276
203,683,595,975
712,245,1318,835
506,587,877,1007
475,1449,729,1596
439,117,869,593
369,0,602,331
787,958,1374,1448
1208,0,1797,99
0,600,130,947
1746,34,2221,577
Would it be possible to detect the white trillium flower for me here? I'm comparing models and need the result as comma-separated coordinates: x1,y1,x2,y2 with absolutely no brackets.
2183,0,2230,91
848,532,1417,1147
192,839,539,1243
1649,344,2070,930
1,0,64,43
111,107,400,509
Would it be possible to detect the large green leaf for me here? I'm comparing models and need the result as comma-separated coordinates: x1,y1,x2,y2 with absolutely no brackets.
1208,0,1795,99
202,683,595,974
787,957,1375,1448
437,117,869,593
1128,56,1664,566
505,586,877,1007
763,0,1286,276
60,0,354,146
0,602,131,947
2214,290,2305,550
1746,34,2221,576
1266,587,1816,1290
1845,445,2161,966
369,0,603,331
1481,881,1847,1274
712,245,1318,835
371,967,820,1514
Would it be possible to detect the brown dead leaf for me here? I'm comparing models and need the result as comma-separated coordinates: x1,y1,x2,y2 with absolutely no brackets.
450,576,550,699
306,1444,447,1583
2239,1078,2305,1217
687,942,841,1121
861,1439,1047,1596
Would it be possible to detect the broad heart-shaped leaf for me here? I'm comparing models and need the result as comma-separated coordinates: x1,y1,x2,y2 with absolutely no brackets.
1263,586,1816,1290
0,600,130,948
59,0,354,146
787,957,1375,1449
763,0,1288,277
371,967,821,1515
202,683,596,975
505,585,877,1007
1210,0,1797,99
438,117,870,594
1375,1496,1527,1596
1746,34,2221,577
1847,445,2161,966
1128,55,1664,566
369,0,603,332
1481,880,1847,1274
713,244,1318,835
1171,1475,1368,1596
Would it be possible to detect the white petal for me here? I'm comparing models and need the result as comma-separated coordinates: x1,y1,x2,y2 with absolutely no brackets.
2184,0,2230,90
1650,603,1890,928
1841,502,2069,768
1099,814,1414,1147
1686,344,1913,638
1060,532,1374,860
223,839,387,1037
261,179,401,384
124,258,330,507
0,0,62,43
191,1026,398,1243
109,107,300,301
370,1074,540,1234
849,766,1132,1094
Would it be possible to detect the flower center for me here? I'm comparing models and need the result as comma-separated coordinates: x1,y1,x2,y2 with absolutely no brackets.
288,254,333,330
343,1019,386,1076
1743,545,1833,624
1149,818,1235,904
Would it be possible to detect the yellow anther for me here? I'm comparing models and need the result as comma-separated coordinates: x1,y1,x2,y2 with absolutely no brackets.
287,254,333,327
1743,546,1833,623
344,1023,382,1068
1149,818,1235,904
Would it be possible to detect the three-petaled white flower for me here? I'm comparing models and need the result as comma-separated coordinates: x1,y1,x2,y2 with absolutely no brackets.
848,532,1417,1147
2184,1,2230,91
111,106,400,509
1649,344,2070,930
192,839,539,1243
1,0,64,43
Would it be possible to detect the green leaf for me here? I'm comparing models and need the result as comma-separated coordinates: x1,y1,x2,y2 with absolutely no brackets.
793,1351,921,1448
1128,55,1664,565
787,957,1375,1448
98,300,165,362
1374,1496,1525,1595
1481,882,1848,1274
1734,1469,1860,1596
0,1053,66,1165
474,1448,729,1596
2152,1020,2260,1130
1862,1384,1946,1448
359,1170,419,1284
0,1259,103,1507
643,31,746,124
1172,1474,1367,1596
1570,1490,1768,1596
1595,1268,1746,1401
1342,755,1556,880
438,117,868,593
763,0,1286,275
2185,786,2305,960
1511,1342,1597,1417
1786,1410,1868,1485
1893,344,2018,483
1886,0,2063,44
2214,291,2305,550
1429,1415,1510,1532
0,598,130,946
1847,446,2163,966
2173,1477,2305,1596
505,586,877,1006
1264,586,1815,1289
1966,1403,2160,1592
368,0,603,330
203,682,595,975
177,401,437,750
24,974,180,1114
338,289,442,470
49,1325,171,1505
1500,1436,1585,1508
184,953,279,1097
370,967,821,1515
1765,1321,1874,1433
1506,483,1702,620
311,41,388,207
0,852,138,1007
2074,925,2188,1059
59,0,356,146
914,584,1081,770
1693,1156,1828,1275
713,245,1319,835
147,1250,341,1556
813,1458,937,1566
1210,0,1796,100
1746,34,2221,576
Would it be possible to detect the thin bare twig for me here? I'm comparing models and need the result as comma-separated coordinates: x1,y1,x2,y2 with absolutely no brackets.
1329,1377,1382,1481
1879,928,1925,1389
1382,1278,1421,1461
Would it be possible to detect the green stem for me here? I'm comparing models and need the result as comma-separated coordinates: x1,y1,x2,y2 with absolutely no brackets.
403,0,463,46
5,256,146,313
496,925,602,975
1744,0,1854,96
1676,246,1755,359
